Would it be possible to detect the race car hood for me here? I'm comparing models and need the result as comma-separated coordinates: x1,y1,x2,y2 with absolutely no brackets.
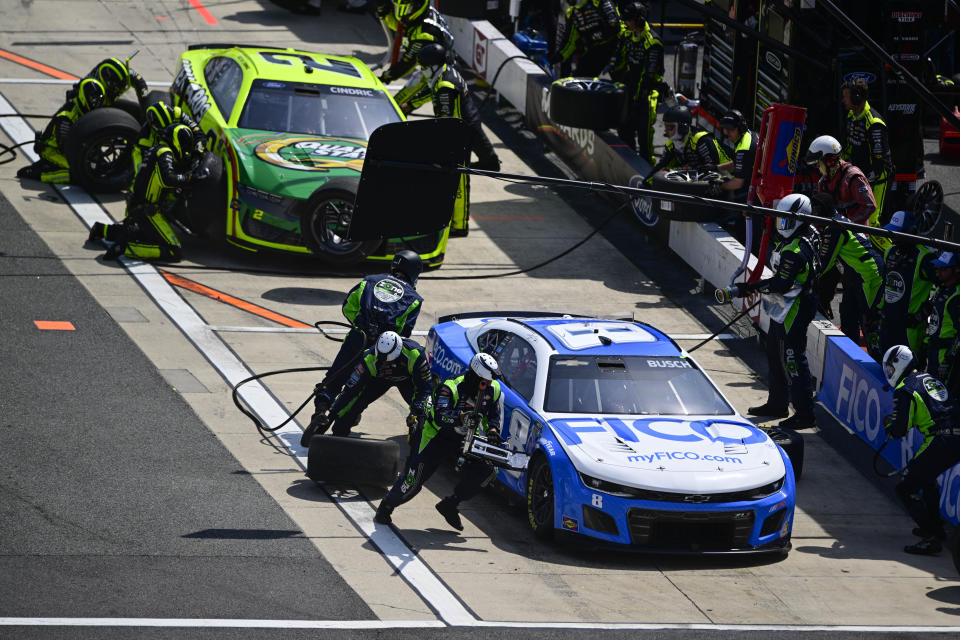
225,129,366,200
547,415,786,493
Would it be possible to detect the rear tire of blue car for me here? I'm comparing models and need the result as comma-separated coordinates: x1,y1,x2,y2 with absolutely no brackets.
299,181,381,266
526,453,555,540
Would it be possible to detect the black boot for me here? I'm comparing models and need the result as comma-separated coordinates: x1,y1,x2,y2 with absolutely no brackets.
300,412,331,447
435,496,463,531
912,526,946,540
374,503,393,525
87,222,107,244
16,162,43,180
779,413,817,430
904,537,942,555
747,403,789,418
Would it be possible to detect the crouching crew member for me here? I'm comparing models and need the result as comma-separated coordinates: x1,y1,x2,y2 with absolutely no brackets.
925,251,960,397
882,344,960,555
88,124,202,261
301,331,433,446
375,353,503,531
307,251,424,431
650,105,729,184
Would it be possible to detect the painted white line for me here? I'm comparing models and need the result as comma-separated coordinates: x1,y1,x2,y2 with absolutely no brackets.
2,618,960,633
210,325,430,335
0,78,171,85
0,618,444,629
0,92,475,627
670,333,738,340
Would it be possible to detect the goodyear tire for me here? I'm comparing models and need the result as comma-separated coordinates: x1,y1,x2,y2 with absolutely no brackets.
298,179,382,265
526,453,555,540
65,107,140,193
548,78,627,130
764,426,805,481
307,434,401,487
953,529,960,575
649,168,725,223
185,151,227,241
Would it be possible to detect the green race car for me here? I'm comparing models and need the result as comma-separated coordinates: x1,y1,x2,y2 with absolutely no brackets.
169,44,450,267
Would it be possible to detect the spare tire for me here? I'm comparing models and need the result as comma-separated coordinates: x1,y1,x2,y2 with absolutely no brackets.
649,168,726,223
307,434,401,487
185,151,227,241
298,178,382,265
763,426,805,481
65,107,140,193
549,78,627,130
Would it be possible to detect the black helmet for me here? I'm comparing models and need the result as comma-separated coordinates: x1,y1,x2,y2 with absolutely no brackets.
146,101,177,132
164,123,195,160
719,108,747,132
417,43,447,68
96,57,130,99
663,105,692,137
76,78,105,114
620,1,648,24
394,0,428,22
391,249,422,285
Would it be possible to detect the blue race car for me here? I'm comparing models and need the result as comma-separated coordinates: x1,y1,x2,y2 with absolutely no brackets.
425,312,799,554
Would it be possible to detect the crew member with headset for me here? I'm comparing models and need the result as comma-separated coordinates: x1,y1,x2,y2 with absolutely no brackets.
841,78,894,250
877,209,938,360
378,0,455,106
16,78,106,183
607,1,663,163
924,251,960,397
649,105,729,187
881,344,960,555
731,194,820,430
716,109,756,202
307,250,424,433
301,331,433,445
401,43,501,237
809,192,883,354
374,353,504,531
550,0,622,77
88,124,206,261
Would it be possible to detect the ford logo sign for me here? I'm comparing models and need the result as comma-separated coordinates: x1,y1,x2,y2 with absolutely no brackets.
842,71,877,85
765,51,782,72
629,174,658,227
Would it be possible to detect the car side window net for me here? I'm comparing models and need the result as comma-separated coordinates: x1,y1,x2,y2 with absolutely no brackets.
544,356,733,416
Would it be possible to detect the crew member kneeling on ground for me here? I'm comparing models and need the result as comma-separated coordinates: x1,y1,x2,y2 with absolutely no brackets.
88,124,204,261
17,78,106,184
133,101,204,175
375,353,503,531
734,194,820,430
301,330,433,446
882,344,960,555
649,105,729,191
307,250,424,432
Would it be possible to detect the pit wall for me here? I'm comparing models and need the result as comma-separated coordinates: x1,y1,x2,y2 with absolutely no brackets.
442,15,960,525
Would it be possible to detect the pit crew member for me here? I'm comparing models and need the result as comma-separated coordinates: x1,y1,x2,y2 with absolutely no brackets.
88,124,202,261
550,0,622,77
882,344,960,555
733,194,820,429
878,209,937,360
16,78,105,184
132,101,204,174
307,250,424,432
374,353,503,531
649,105,729,187
378,0,454,106
716,108,756,202
300,331,433,445
924,251,960,396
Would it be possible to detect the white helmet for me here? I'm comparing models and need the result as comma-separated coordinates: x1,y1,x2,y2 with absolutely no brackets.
375,331,403,362
774,193,811,238
882,344,914,387
469,352,499,381
804,135,842,171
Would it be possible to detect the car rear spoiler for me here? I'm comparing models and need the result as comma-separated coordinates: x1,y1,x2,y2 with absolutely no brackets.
436,311,631,323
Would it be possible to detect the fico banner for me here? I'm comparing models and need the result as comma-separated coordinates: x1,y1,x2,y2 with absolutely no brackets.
818,336,960,525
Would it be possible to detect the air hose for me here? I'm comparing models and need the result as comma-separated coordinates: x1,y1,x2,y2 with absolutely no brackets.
231,321,363,438
873,435,910,478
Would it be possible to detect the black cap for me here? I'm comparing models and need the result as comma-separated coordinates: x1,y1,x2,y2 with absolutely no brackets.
391,249,422,285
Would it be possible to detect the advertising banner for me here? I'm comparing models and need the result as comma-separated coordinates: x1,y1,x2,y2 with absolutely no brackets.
818,336,960,526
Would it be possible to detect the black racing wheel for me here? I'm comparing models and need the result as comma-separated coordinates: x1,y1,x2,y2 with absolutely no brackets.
526,453,555,540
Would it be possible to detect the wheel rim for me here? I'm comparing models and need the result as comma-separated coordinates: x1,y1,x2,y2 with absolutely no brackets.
529,460,553,528
664,169,696,183
306,196,363,255
82,134,132,180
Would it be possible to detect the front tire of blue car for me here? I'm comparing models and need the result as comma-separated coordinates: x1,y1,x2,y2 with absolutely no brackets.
526,453,554,540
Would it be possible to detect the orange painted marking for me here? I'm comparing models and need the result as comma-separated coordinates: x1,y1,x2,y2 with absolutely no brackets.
155,16,169,20
0,47,77,80
160,270,313,329
34,321,76,331
188,0,218,25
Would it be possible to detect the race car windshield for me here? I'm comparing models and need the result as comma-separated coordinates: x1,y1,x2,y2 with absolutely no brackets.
544,356,734,416
239,80,402,138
